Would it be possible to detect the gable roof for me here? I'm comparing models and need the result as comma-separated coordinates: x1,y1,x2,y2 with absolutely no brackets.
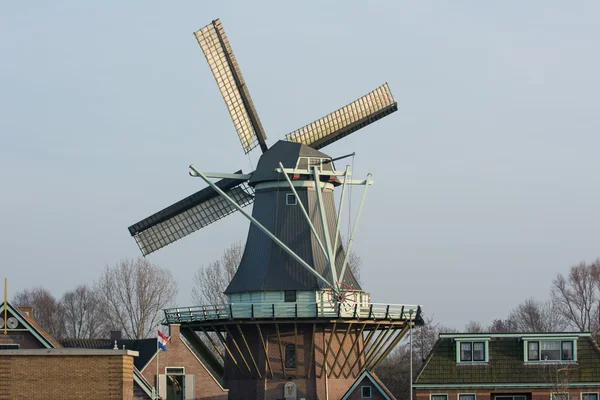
342,370,397,400
60,338,156,370
415,332,600,386
0,302,62,348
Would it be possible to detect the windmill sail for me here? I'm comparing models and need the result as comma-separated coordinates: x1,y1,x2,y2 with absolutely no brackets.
194,19,267,153
285,83,397,150
128,173,254,256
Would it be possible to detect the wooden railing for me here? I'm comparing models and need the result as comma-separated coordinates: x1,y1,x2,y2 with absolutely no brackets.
163,302,421,324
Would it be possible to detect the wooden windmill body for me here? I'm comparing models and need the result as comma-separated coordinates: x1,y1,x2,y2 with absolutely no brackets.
128,19,422,400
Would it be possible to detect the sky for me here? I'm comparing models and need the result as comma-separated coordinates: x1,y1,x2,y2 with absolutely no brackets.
1,1,599,330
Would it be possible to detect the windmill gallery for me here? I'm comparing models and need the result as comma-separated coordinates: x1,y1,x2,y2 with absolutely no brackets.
126,19,423,400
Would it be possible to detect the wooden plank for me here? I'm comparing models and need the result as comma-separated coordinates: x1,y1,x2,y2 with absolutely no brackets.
307,323,316,378
330,323,352,377
212,325,240,371
363,325,394,370
338,323,366,376
223,325,251,373
275,323,286,379
346,323,383,377
199,326,226,363
236,324,262,379
371,325,409,370
256,324,274,379
319,322,337,378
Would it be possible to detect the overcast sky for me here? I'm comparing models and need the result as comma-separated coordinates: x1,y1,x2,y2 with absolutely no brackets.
2,1,599,330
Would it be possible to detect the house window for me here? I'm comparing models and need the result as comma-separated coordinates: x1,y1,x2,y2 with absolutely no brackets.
582,393,599,400
165,367,185,375
286,193,297,205
527,340,575,361
495,396,527,400
431,395,448,400
0,344,19,350
285,344,296,368
460,341,485,362
361,386,372,398
552,393,570,400
284,290,297,302
460,394,476,400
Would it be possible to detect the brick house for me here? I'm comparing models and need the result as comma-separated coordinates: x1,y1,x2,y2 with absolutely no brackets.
61,323,228,400
342,370,398,400
414,332,600,400
0,301,137,400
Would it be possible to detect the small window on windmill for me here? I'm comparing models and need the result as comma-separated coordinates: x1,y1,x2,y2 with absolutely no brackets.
286,193,297,206
284,290,297,302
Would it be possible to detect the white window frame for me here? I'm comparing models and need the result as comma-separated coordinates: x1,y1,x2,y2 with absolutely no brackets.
165,366,185,375
581,393,599,400
551,393,570,400
455,338,490,363
361,385,372,398
524,338,577,362
459,393,476,400
286,193,297,206
431,394,449,400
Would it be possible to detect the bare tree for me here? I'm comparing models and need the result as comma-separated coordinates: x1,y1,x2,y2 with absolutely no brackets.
487,318,517,333
61,285,104,339
507,297,568,332
12,287,66,339
552,259,600,333
191,242,243,305
96,258,178,339
464,320,485,333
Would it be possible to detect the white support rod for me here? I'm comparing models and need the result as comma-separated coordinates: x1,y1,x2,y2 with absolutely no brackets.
333,165,351,254
198,172,252,180
312,166,337,285
338,174,372,283
277,162,328,259
189,165,331,287
337,178,373,185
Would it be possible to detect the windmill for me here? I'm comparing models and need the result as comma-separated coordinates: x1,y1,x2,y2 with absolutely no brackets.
128,19,421,400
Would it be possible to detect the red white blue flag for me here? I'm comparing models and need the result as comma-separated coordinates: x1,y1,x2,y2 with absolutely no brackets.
157,330,168,351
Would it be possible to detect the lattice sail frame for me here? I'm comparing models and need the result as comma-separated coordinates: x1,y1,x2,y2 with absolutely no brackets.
131,182,254,256
285,83,397,149
194,19,267,154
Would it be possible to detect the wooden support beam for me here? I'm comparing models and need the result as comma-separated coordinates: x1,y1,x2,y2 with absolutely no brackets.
319,322,337,378
256,324,274,379
275,323,286,379
346,323,382,378
364,326,399,369
363,325,394,368
338,323,367,376
371,325,410,371
307,323,316,378
236,324,262,379
331,323,352,377
212,325,241,371
294,323,298,373
223,325,251,374
199,326,226,363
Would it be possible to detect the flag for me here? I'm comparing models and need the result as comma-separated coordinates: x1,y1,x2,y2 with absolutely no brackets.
157,330,168,351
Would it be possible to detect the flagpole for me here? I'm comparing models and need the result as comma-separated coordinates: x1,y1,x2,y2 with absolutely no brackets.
3,278,7,335
156,334,159,400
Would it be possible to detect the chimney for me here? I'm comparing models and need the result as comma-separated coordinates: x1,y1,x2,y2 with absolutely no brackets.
169,324,180,339
17,306,33,318
110,330,122,340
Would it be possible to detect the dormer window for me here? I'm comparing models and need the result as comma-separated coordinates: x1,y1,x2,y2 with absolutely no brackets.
455,337,490,363
461,342,485,362
526,339,575,362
